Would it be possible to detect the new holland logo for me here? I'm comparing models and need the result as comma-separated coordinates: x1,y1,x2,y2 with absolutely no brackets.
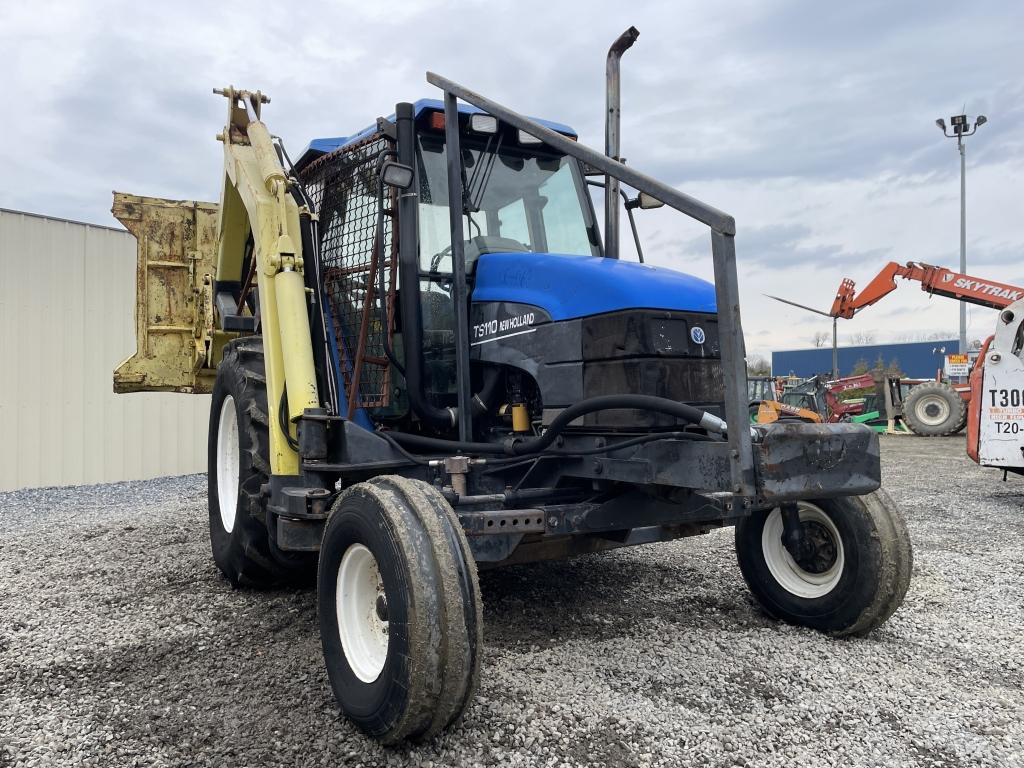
690,326,706,345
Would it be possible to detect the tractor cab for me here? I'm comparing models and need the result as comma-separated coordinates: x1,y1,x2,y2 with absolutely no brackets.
295,100,602,279
413,103,601,270
295,101,721,436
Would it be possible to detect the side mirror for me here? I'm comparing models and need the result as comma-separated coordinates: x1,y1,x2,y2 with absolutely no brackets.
637,192,664,209
381,161,414,190
624,191,665,211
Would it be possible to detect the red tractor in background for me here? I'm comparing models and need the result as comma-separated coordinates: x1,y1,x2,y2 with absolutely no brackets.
776,373,884,421
762,372,909,430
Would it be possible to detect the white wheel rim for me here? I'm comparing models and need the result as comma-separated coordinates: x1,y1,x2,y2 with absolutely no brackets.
216,395,240,533
761,503,844,599
336,544,389,683
915,394,950,426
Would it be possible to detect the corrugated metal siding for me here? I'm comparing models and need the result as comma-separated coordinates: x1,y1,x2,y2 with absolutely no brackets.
0,209,210,491
772,340,958,379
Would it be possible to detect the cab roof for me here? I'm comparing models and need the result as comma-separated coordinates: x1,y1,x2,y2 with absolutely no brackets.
294,98,577,172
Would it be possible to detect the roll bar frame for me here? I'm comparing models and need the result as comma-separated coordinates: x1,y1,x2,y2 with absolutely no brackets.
426,71,754,497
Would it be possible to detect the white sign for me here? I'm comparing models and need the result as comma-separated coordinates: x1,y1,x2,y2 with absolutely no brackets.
979,360,1024,467
945,354,970,378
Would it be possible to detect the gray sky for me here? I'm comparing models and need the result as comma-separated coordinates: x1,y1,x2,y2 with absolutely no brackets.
3,0,1021,359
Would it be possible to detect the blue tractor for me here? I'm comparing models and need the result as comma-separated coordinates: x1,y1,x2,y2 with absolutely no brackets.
113,31,911,743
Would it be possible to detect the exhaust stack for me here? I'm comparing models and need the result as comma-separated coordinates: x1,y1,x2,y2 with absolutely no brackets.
604,25,639,259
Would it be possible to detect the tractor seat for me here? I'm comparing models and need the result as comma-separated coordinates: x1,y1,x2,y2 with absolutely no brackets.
465,235,530,272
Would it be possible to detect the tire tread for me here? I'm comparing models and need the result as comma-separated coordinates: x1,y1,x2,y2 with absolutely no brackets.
844,488,913,636
319,477,482,744
209,337,312,588
373,477,482,739
904,381,966,436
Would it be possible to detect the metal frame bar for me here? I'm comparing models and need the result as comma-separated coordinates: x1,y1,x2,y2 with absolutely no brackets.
586,178,646,262
428,72,754,497
426,73,734,234
711,231,755,494
442,92,475,442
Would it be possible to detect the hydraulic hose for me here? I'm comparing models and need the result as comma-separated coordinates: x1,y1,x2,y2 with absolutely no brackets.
471,366,503,416
507,395,725,455
385,394,727,456
386,431,505,455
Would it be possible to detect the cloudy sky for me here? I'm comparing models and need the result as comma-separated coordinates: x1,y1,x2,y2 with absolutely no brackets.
3,0,1021,360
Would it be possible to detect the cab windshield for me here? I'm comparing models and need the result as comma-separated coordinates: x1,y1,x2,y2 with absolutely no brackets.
416,133,600,272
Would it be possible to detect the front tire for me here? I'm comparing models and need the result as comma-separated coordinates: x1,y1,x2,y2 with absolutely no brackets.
318,476,482,743
734,491,912,636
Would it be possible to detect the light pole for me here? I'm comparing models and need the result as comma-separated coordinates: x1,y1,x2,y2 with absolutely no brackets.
936,113,987,354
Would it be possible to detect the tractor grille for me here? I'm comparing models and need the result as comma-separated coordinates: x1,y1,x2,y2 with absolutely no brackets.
301,134,398,414
581,309,725,427
582,358,725,427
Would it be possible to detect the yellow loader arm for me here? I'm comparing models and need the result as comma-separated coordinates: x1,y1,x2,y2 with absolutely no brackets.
112,87,320,477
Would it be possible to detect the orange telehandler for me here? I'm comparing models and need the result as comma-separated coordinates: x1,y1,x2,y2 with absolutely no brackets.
831,262,1024,473
830,261,1023,319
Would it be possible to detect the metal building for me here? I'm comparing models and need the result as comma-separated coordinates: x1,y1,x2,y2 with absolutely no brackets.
772,339,958,379
0,208,210,491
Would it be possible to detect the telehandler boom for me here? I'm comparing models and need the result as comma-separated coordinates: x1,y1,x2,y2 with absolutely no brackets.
831,260,1024,319
110,44,911,742
830,261,1024,437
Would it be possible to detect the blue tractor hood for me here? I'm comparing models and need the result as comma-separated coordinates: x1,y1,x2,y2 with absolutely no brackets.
471,251,716,321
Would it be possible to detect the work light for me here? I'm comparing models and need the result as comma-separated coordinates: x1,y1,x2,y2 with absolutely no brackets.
469,114,498,134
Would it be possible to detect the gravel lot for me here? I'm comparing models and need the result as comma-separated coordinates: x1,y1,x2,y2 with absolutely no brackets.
1,436,1022,767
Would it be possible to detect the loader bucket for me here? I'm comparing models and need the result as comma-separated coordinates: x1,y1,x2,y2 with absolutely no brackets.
111,192,220,394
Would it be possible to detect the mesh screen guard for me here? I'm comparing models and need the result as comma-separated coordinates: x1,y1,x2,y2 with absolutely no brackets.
301,134,399,416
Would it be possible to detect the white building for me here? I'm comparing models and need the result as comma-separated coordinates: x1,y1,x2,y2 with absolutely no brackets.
0,208,210,491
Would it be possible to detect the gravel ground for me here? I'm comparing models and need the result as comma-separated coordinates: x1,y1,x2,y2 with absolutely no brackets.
1,436,1022,768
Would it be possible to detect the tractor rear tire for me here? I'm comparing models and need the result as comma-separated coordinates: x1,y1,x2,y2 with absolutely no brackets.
208,337,315,588
318,476,482,744
904,381,966,436
734,490,912,637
